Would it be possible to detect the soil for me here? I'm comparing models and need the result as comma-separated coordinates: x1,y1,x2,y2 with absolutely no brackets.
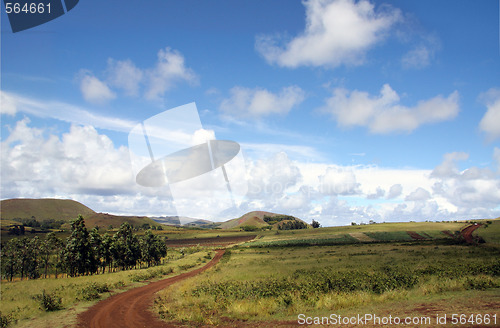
407,231,427,240
164,235,256,247
76,249,225,328
461,224,482,243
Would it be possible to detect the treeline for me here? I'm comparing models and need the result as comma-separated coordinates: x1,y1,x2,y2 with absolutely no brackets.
0,215,167,281
278,220,308,230
263,215,297,225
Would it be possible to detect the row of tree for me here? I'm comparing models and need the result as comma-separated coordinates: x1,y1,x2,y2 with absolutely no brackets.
0,215,167,281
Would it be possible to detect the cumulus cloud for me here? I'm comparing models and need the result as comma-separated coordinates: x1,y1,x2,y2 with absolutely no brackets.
322,84,459,133
79,73,116,104
1,118,134,198
78,47,197,103
479,88,500,140
367,186,385,199
405,187,431,201
319,166,360,195
431,152,469,178
220,86,305,118
430,150,500,216
145,47,198,100
0,90,17,116
386,183,403,199
106,59,143,96
256,0,400,68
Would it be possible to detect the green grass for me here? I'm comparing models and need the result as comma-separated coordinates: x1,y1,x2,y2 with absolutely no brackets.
154,242,500,325
0,249,215,328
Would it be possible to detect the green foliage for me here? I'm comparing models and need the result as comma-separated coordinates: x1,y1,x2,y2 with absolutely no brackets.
64,215,97,276
240,225,259,232
278,220,308,230
129,267,174,282
0,312,13,328
311,220,321,228
263,215,297,225
78,282,110,301
33,290,62,312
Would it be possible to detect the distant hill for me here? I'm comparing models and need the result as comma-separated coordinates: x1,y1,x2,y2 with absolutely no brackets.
218,211,308,230
0,198,160,229
0,198,95,221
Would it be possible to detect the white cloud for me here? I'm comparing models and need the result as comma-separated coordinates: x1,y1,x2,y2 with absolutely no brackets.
79,72,116,104
0,90,17,115
387,183,403,199
256,0,400,68
431,152,469,178
367,186,385,199
78,47,197,103
2,119,499,224
145,47,198,100
1,119,134,198
106,59,143,96
0,91,135,132
479,88,500,140
401,35,440,69
319,166,360,195
322,84,459,133
430,150,500,216
220,86,305,118
405,187,431,201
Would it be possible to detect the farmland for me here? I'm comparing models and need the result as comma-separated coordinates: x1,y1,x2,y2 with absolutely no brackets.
1,218,499,327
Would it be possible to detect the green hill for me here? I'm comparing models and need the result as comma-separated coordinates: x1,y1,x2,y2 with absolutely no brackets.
0,198,95,221
218,211,309,230
0,198,161,230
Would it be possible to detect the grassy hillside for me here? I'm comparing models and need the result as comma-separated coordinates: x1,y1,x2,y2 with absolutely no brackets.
85,213,163,229
0,198,95,221
218,211,309,230
0,199,163,235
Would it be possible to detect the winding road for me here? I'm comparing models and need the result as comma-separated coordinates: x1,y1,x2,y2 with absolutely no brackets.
77,249,225,328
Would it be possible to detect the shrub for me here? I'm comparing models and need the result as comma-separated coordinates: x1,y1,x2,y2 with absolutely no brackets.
34,290,62,311
79,283,110,301
0,312,13,328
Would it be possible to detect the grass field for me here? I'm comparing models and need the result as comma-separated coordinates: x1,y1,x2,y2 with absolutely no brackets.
0,248,215,328
152,221,500,326
1,219,499,327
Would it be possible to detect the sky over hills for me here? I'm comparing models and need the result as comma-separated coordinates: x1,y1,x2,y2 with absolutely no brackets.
1,0,499,226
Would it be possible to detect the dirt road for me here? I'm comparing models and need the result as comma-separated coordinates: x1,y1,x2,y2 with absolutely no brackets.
461,223,482,243
77,249,225,328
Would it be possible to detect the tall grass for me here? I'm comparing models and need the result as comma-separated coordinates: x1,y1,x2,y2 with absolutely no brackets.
154,243,500,325
0,249,214,328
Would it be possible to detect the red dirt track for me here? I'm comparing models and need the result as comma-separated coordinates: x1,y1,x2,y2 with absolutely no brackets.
77,249,225,328
461,223,482,243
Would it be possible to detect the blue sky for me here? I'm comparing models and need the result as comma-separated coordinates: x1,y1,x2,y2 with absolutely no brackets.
1,0,499,226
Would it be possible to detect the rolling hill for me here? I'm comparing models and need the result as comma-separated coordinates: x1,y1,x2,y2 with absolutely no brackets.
218,211,309,230
0,198,161,229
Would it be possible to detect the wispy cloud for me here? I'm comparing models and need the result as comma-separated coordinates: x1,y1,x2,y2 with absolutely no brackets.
0,90,135,132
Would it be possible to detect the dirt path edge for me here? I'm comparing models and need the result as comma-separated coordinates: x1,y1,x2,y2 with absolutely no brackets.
77,249,225,328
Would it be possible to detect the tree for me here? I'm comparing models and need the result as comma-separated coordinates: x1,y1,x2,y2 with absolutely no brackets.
112,222,141,270
64,215,95,276
141,230,167,267
1,238,20,281
311,220,321,228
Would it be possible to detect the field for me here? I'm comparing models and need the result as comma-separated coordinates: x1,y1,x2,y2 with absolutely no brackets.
1,218,499,327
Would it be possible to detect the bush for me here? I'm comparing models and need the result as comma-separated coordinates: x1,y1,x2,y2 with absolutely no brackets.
0,312,13,328
34,290,62,311
79,283,110,301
